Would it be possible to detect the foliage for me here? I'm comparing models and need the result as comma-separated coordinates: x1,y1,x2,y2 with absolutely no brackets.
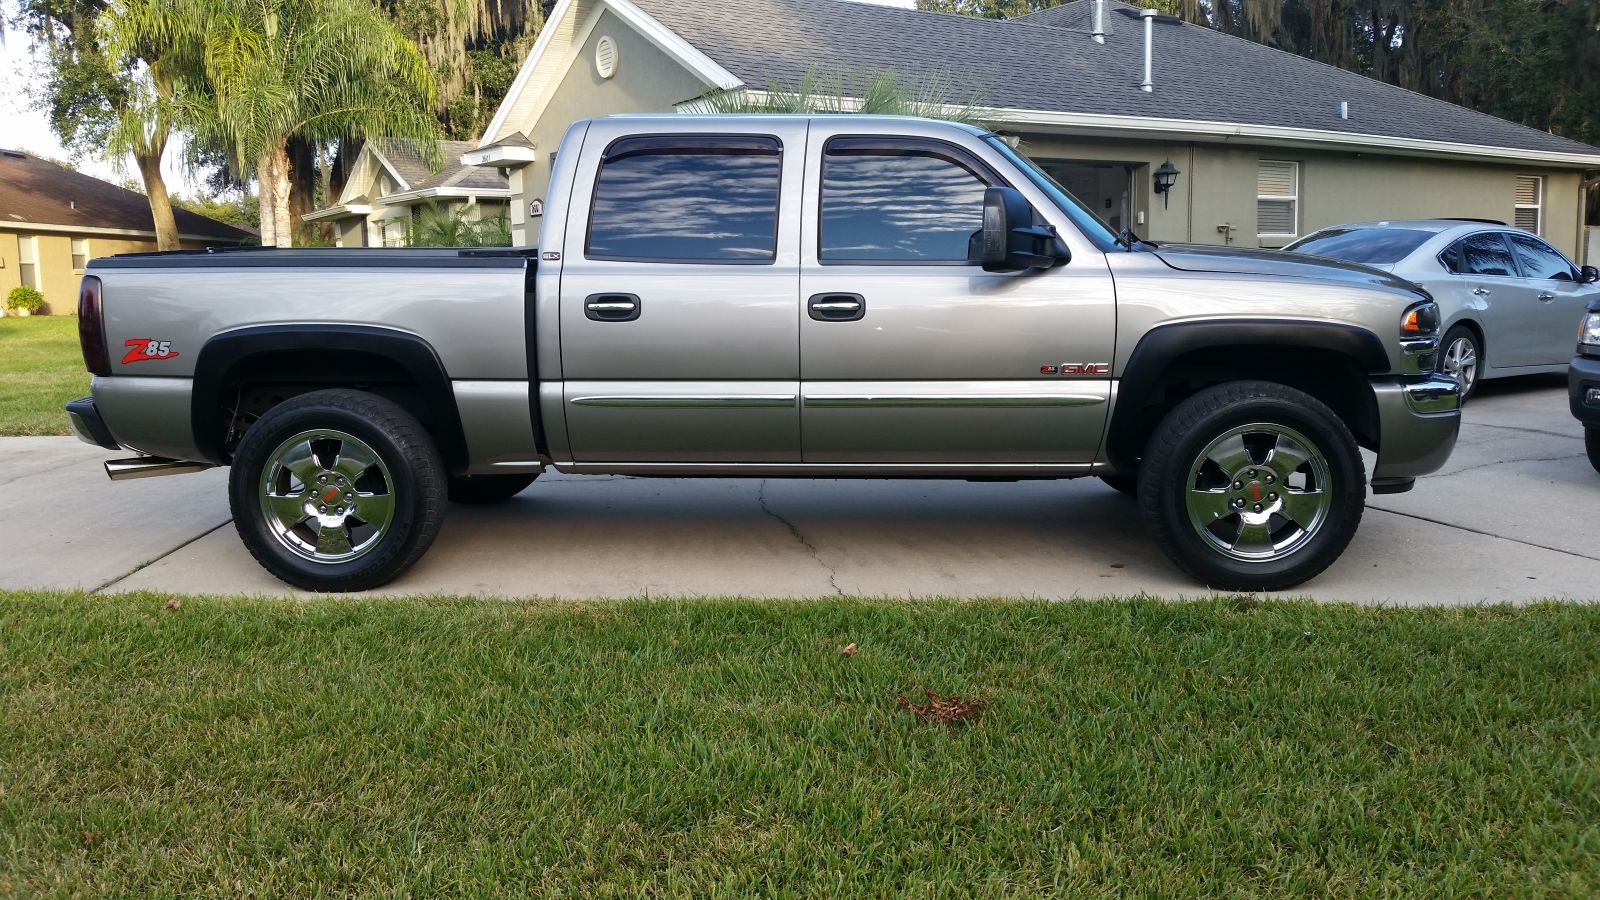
698,69,994,127
0,317,88,435
406,200,512,247
920,0,1600,146
5,286,46,313
2,591,1598,893
384,0,549,140
171,192,260,231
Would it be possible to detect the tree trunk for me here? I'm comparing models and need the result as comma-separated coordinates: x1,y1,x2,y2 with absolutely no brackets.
136,150,181,251
287,136,318,239
258,143,294,248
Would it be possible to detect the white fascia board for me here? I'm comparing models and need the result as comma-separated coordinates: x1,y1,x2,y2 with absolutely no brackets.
365,145,414,192
301,203,372,223
462,144,538,167
377,187,514,205
480,0,582,147
605,0,742,90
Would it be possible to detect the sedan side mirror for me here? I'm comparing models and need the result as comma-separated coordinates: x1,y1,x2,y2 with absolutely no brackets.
981,186,1064,272
1582,265,1599,284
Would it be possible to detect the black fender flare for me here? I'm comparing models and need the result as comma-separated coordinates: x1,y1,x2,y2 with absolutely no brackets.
190,323,467,467
1108,318,1390,465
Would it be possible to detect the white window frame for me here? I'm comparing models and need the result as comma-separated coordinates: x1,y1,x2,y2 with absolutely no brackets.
1514,175,1543,234
1257,160,1300,244
71,237,89,272
17,235,39,289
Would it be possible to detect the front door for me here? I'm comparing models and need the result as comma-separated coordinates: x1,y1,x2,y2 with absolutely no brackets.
558,122,806,462
797,128,1117,466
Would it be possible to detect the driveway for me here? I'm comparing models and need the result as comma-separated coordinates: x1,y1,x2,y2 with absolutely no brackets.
4,375,1595,604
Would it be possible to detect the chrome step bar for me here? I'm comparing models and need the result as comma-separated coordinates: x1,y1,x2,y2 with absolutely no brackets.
104,456,216,481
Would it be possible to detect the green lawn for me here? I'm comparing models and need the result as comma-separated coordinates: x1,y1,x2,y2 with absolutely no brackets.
0,316,87,436
1,593,1595,895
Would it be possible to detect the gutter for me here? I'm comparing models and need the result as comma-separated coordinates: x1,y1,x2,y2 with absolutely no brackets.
376,187,514,206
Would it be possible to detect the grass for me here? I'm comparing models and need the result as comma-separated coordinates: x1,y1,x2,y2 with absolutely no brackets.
0,316,86,436
1,593,1596,895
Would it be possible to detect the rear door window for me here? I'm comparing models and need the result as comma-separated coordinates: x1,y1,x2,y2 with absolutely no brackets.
586,135,782,263
1443,232,1518,277
1506,232,1578,281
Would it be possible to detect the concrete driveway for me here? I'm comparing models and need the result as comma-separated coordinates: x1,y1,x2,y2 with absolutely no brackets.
4,375,1595,604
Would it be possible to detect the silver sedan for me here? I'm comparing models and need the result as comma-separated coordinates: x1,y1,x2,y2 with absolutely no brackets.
1286,220,1597,398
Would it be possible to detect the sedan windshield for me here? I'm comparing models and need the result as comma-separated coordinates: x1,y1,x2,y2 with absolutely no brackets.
1286,227,1436,265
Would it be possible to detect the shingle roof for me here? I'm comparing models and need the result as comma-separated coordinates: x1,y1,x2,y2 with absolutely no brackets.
370,139,507,193
629,0,1600,160
0,149,254,241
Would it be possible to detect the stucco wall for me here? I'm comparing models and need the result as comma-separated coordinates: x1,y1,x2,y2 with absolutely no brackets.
514,9,709,244
0,230,178,314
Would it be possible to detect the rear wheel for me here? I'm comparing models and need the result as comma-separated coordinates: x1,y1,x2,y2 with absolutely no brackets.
447,473,538,505
1137,381,1366,592
229,389,445,592
1587,427,1600,475
1440,325,1481,401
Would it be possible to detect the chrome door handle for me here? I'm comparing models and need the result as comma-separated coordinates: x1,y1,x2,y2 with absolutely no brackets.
1472,287,1491,297
584,293,641,322
1537,292,1556,302
808,292,866,322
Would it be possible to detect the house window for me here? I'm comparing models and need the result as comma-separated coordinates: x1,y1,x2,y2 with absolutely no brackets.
71,238,89,271
1514,176,1543,233
1257,160,1299,242
17,235,39,289
586,135,782,263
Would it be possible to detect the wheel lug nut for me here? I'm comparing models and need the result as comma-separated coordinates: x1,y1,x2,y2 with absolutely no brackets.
1232,481,1243,490
1269,492,1278,501
1265,474,1275,483
319,505,327,513
1253,503,1263,513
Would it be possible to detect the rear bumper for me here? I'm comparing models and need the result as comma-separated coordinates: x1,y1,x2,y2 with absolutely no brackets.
1369,374,1462,493
65,397,120,451
1570,352,1600,427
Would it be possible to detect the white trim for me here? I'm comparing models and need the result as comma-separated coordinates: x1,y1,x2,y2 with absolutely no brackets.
1514,174,1544,234
462,144,538,167
0,222,248,242
377,186,513,206
1256,159,1300,241
364,145,415,193
481,0,583,146
301,203,374,223
604,0,740,89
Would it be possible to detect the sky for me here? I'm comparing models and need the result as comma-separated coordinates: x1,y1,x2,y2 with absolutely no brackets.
0,0,917,199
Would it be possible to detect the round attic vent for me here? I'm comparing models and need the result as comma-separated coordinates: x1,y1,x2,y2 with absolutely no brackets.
595,35,618,79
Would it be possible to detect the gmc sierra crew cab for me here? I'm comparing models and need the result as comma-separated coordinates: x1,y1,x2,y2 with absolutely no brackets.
66,115,1461,592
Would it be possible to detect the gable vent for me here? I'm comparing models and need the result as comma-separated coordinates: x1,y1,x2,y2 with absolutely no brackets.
595,35,619,79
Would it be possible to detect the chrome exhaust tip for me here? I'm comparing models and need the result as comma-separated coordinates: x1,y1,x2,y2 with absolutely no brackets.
104,456,215,481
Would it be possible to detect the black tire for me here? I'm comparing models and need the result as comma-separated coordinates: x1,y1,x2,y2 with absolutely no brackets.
1098,473,1139,497
1440,324,1481,402
1136,381,1366,592
1587,427,1600,475
228,389,446,592
447,473,538,505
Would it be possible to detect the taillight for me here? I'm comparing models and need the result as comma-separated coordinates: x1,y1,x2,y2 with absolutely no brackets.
78,275,110,376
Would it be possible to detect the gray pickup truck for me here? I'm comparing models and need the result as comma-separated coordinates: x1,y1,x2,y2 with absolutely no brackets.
67,115,1460,592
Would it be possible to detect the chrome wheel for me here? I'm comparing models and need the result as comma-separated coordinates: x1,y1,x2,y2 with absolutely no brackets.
1184,423,1333,563
1442,335,1478,394
258,429,395,564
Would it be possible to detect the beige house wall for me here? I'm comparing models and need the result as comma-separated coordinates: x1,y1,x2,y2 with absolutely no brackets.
0,228,199,314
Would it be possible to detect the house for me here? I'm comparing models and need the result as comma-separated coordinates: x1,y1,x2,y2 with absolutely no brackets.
471,0,1600,260
0,149,252,312
303,140,511,247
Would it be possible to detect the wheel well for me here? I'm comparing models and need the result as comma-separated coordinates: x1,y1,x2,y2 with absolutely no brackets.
191,325,468,470
1445,318,1485,360
1107,345,1380,468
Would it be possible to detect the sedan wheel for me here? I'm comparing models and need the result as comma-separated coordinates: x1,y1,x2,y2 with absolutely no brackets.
1440,326,1480,400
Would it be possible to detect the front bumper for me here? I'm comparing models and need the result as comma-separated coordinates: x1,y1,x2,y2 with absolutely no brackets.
1369,374,1462,494
66,396,121,451
1569,352,1600,427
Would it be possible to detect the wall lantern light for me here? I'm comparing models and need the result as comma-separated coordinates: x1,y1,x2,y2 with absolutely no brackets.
1153,159,1181,208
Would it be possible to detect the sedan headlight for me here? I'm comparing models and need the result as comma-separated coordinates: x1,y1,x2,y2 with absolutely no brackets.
1581,312,1600,351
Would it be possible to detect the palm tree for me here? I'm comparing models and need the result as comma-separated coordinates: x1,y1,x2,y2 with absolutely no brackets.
112,0,443,247
697,69,992,127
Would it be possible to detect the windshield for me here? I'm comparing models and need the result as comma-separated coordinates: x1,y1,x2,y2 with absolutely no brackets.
983,136,1122,251
1285,227,1436,265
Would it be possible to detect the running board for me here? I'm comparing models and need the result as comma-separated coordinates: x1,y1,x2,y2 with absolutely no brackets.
105,456,216,481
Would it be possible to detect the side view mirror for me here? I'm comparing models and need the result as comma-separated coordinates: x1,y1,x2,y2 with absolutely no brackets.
981,187,1063,273
1582,265,1599,284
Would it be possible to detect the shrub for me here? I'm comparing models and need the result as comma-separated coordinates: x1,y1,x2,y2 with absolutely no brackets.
6,285,45,314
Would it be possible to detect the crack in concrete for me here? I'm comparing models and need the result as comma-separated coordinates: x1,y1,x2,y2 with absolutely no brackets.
756,480,843,596
1463,421,1583,441
92,518,233,594
1366,506,1600,563
1424,453,1584,479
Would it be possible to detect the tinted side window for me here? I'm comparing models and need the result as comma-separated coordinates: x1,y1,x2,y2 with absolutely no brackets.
1507,233,1577,281
587,135,781,263
1448,233,1517,277
820,141,992,263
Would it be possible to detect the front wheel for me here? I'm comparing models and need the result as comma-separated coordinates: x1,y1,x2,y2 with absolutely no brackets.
1587,427,1600,475
228,389,446,592
1137,381,1366,592
1440,325,1481,402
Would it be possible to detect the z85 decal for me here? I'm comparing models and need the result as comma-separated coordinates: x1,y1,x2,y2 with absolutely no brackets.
122,339,179,364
